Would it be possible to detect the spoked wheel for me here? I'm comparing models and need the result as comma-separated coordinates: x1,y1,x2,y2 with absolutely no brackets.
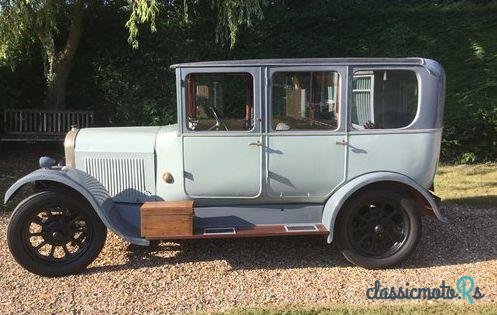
336,188,421,269
7,191,107,276
348,198,409,257
23,205,92,263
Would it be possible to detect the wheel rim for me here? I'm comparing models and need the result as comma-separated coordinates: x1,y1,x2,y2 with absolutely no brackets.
347,197,410,258
21,205,92,264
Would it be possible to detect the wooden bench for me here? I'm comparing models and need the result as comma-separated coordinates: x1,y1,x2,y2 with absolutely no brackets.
0,109,94,142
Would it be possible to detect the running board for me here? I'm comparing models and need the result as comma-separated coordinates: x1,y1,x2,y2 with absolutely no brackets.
146,224,328,240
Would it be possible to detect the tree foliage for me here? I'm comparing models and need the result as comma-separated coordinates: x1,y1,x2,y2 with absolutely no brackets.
125,0,159,49
125,0,263,48
211,0,263,47
0,0,264,109
1,0,497,163
0,0,86,109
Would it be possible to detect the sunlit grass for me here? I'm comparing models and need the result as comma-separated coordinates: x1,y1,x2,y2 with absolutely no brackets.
435,163,497,206
215,304,496,315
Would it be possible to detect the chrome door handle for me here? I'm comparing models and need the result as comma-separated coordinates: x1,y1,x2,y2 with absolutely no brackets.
336,140,348,146
248,141,263,147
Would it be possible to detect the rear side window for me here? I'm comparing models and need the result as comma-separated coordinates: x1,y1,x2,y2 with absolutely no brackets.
271,71,340,131
351,70,418,129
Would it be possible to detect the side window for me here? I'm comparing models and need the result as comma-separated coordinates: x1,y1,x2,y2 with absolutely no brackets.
351,70,418,129
271,71,340,131
185,73,254,131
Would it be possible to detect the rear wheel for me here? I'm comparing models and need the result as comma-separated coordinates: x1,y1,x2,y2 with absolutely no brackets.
336,187,421,269
7,191,107,276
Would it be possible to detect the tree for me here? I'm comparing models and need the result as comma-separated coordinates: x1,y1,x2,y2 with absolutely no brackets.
0,0,263,110
0,0,85,109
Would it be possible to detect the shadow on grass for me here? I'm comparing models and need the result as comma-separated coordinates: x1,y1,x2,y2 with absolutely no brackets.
442,195,497,207
86,201,497,274
217,304,497,315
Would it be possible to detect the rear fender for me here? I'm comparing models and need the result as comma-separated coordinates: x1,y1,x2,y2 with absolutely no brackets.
322,171,448,243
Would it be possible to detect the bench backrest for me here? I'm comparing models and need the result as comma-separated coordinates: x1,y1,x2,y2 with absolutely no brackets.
3,109,94,136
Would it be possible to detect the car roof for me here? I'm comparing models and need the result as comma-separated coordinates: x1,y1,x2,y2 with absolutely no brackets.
170,57,426,69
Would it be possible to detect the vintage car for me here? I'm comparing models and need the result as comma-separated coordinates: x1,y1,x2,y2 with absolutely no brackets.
4,58,447,276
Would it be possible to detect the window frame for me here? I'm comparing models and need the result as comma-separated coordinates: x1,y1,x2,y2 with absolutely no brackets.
267,66,346,134
179,67,261,135
349,67,422,132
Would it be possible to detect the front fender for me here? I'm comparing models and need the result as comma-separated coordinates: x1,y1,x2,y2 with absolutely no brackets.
322,171,448,243
4,168,148,246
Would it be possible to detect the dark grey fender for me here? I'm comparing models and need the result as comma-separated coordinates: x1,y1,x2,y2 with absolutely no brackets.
322,171,448,243
4,168,149,246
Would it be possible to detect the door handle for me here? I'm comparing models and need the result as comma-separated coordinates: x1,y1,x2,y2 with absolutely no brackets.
336,140,348,146
248,141,263,147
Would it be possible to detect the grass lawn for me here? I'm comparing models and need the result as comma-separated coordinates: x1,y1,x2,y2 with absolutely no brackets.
435,163,497,206
218,304,496,314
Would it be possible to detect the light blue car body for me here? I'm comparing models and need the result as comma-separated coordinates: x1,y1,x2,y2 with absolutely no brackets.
4,58,447,245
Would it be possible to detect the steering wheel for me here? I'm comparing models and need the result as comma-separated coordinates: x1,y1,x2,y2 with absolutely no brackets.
207,106,228,131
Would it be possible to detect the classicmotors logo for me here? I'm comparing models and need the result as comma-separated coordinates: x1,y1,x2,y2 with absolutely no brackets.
366,276,485,304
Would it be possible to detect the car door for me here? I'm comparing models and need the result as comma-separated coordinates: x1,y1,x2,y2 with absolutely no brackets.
181,67,263,198
265,66,347,202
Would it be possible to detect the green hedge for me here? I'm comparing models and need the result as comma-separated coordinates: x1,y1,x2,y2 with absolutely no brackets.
1,1,497,163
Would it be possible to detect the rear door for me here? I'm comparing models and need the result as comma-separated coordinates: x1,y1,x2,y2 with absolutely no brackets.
264,66,348,201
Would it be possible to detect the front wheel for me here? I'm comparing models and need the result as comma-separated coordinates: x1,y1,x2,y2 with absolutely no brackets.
7,191,107,277
336,188,421,269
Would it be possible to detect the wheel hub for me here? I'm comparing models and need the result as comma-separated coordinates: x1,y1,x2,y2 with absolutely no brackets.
42,216,74,245
373,224,384,234
51,231,65,242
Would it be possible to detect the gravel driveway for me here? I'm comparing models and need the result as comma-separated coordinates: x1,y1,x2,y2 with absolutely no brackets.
1,144,496,314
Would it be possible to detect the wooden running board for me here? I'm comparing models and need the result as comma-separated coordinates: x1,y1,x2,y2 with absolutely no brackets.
145,224,329,240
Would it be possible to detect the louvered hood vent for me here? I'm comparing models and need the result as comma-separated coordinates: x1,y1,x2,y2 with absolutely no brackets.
83,157,154,203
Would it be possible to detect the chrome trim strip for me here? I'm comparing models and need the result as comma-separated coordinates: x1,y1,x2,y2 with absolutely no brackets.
348,128,442,135
64,126,79,168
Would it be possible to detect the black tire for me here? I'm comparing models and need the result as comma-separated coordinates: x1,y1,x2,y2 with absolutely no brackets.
336,187,421,269
7,191,107,277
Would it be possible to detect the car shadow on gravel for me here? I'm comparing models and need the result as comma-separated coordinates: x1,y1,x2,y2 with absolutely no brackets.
85,236,351,274
85,203,497,274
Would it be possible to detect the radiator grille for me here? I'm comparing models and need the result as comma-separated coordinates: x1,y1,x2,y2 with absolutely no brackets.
84,157,148,201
